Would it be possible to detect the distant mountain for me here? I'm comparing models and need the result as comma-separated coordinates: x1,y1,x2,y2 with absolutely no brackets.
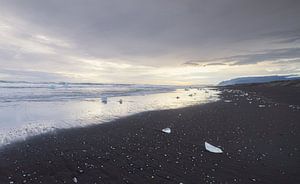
218,75,300,86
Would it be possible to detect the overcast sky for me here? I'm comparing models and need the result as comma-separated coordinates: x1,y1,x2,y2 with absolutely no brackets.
0,0,299,85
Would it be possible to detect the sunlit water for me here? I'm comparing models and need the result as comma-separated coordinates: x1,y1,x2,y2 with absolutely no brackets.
0,81,220,146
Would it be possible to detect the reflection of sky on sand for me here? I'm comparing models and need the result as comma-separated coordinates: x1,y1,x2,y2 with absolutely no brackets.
0,88,219,145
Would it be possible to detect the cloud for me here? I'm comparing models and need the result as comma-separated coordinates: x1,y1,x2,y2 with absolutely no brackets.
183,61,227,67
260,29,300,44
0,0,299,84
0,69,69,81
182,61,201,66
229,48,300,65
183,47,300,67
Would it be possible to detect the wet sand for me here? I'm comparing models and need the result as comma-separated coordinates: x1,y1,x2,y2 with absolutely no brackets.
0,82,299,184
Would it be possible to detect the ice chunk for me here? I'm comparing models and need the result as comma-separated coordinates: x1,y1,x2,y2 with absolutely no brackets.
224,100,232,103
162,128,171,134
101,97,108,104
48,84,56,89
258,105,265,108
73,177,78,183
205,142,223,153
62,82,69,88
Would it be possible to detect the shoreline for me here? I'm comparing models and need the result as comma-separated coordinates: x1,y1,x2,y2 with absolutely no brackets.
0,83,299,183
0,87,219,147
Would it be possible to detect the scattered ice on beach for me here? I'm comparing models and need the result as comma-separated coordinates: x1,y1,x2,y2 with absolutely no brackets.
162,128,171,134
73,177,78,183
205,142,223,153
258,105,266,108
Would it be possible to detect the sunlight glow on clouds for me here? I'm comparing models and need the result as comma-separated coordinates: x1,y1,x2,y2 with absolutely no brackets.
0,0,299,85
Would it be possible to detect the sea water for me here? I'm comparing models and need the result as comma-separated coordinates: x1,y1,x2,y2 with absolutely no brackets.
0,81,220,146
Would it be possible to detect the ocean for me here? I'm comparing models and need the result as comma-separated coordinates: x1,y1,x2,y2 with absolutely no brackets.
0,81,220,146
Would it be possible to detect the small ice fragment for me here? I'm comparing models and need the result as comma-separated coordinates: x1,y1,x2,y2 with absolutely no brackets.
258,105,265,108
224,100,232,103
48,84,55,89
62,82,69,88
205,142,223,153
73,177,78,183
101,97,108,104
162,128,171,134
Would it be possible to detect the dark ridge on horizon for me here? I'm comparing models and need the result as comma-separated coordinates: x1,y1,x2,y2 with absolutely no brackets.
218,75,300,86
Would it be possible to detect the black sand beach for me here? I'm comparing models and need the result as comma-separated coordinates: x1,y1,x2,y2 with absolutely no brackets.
0,81,299,184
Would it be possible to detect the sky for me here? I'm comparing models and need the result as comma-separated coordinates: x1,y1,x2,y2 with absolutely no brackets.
0,0,299,85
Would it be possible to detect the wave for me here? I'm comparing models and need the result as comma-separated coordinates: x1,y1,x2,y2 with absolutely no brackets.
0,83,220,146
0,81,175,103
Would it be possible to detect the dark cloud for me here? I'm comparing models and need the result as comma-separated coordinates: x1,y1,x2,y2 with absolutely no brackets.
183,47,300,66
229,48,300,65
259,29,300,44
1,0,300,62
206,63,227,66
182,61,201,66
183,61,227,67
